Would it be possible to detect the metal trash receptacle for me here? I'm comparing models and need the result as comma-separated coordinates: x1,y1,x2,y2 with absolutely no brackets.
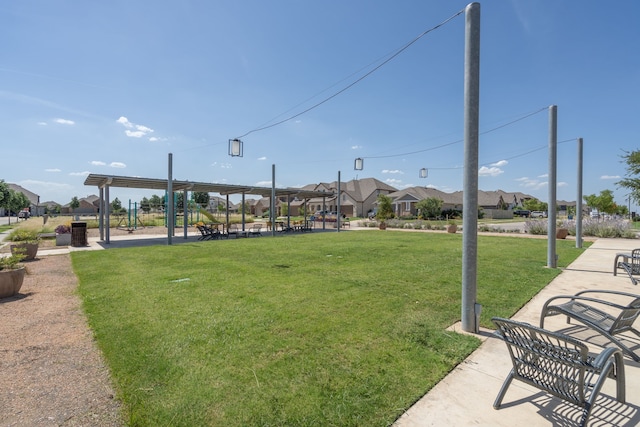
71,222,88,247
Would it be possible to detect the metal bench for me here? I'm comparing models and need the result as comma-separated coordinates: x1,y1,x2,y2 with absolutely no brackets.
540,289,640,361
617,248,640,285
492,317,625,427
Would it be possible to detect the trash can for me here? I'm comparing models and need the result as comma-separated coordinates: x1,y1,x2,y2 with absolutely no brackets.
71,222,87,247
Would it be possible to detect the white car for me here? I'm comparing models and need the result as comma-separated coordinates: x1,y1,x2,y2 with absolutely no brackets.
530,211,547,218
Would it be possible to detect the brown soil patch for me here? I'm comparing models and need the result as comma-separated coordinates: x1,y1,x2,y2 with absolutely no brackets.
0,255,124,426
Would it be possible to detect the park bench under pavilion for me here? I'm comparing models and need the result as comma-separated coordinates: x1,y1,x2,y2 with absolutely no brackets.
84,173,334,244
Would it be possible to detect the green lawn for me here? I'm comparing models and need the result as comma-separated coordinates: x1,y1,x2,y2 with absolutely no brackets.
72,231,587,426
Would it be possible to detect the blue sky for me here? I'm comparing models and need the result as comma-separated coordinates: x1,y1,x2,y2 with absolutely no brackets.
2,1,639,209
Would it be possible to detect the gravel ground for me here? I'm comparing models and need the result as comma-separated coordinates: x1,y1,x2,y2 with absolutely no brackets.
0,253,124,426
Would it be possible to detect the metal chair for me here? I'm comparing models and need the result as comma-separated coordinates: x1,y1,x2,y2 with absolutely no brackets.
540,289,640,361
619,248,640,285
492,317,625,427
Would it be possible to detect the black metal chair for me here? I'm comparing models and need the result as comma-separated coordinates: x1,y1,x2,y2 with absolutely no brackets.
492,317,626,427
540,289,640,361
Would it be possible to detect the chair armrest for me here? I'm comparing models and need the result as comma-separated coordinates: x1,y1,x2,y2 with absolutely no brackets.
576,289,640,301
542,294,632,312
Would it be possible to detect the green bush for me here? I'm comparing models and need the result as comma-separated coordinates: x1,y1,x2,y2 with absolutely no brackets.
8,228,40,243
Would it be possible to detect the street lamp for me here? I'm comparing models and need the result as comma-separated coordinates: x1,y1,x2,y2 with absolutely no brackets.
229,138,243,157
354,158,363,171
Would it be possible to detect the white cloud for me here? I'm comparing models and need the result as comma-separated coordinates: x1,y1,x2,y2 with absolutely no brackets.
255,180,272,186
491,160,508,167
382,169,404,175
516,176,547,190
19,179,73,191
69,171,91,176
125,130,147,138
601,175,621,179
258,156,267,161
538,173,548,178
90,160,106,166
478,166,504,177
351,145,362,150
110,162,126,168
117,116,155,140
37,122,47,126
116,116,133,128
45,168,61,173
54,118,75,125
212,162,232,169
148,137,158,142
558,181,568,187
385,178,403,185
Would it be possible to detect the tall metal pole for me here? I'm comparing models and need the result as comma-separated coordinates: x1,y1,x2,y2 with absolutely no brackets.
271,164,276,237
461,2,481,333
547,106,557,267
337,171,341,232
167,153,173,245
576,138,583,248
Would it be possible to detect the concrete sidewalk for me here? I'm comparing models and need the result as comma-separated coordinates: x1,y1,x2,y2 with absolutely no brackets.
395,238,640,426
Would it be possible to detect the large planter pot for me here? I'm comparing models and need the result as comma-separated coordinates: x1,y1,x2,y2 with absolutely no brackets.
379,222,387,230
446,224,458,234
556,228,569,239
10,242,39,260
0,267,26,299
56,233,72,246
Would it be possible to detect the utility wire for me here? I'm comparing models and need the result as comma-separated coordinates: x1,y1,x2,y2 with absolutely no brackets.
360,106,548,160
234,8,465,139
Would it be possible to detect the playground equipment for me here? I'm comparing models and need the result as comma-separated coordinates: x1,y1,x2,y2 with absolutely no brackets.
116,200,146,233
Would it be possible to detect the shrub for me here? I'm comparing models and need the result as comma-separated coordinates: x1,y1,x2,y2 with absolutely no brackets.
524,220,548,235
527,218,638,239
8,228,40,243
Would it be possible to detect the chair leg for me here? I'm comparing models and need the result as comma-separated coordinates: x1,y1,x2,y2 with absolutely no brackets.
493,370,515,409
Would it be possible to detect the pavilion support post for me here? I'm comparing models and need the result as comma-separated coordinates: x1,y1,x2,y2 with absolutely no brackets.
104,185,111,244
183,188,188,239
99,187,104,241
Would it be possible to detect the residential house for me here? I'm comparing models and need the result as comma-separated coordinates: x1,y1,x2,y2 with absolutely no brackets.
290,178,397,218
0,183,41,216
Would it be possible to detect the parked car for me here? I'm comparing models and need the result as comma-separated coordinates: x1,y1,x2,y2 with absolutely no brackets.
17,211,30,219
530,211,547,218
512,209,530,218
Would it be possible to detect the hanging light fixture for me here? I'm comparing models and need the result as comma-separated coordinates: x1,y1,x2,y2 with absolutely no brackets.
419,168,428,179
228,138,243,157
354,158,364,171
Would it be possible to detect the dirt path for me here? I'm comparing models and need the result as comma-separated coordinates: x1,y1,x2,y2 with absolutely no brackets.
0,254,124,426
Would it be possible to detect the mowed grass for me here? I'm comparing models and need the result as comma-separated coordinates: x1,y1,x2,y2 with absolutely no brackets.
72,231,587,426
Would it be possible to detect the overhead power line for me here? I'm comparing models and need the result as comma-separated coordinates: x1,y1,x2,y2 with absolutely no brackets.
234,8,465,139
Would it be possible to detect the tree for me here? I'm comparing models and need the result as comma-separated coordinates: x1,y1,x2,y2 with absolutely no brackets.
617,150,640,203
193,192,210,208
140,197,151,213
149,194,164,212
0,180,9,214
376,194,394,222
111,197,123,213
416,197,443,219
523,198,548,212
70,196,80,212
584,190,616,219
